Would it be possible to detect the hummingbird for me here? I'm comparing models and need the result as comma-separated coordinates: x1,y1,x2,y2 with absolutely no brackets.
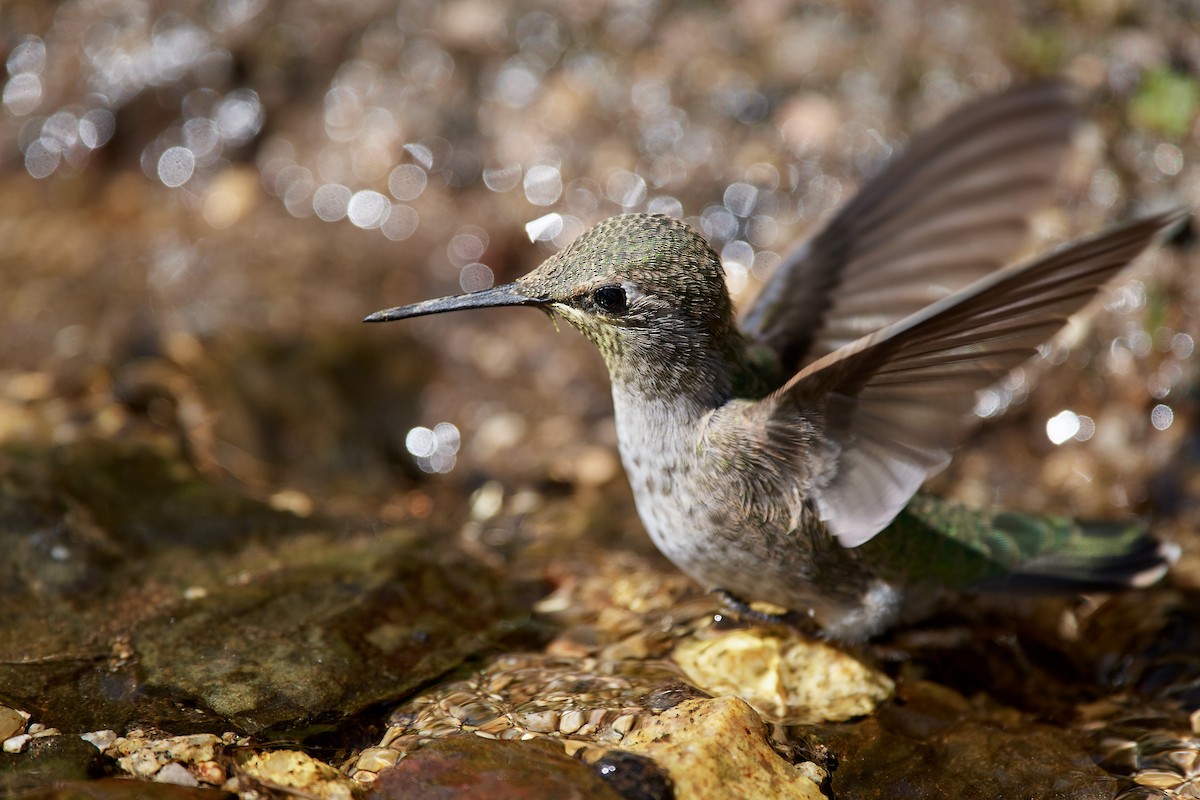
366,83,1185,640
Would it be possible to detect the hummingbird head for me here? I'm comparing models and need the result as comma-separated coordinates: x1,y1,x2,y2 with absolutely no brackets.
367,214,747,397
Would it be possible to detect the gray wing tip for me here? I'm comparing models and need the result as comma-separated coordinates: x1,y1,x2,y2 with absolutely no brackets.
1147,205,1193,238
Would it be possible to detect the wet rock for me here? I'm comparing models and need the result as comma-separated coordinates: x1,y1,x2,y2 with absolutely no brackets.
534,549,715,661
235,749,356,800
368,735,625,800
810,680,1121,800
152,329,435,496
587,750,674,800
351,653,688,783
1,438,301,556
79,732,118,753
0,733,110,797
1092,729,1200,798
0,706,29,740
1074,590,1200,707
133,532,528,735
104,730,229,786
14,778,233,799
672,628,893,723
619,697,825,800
0,439,303,728
1,440,536,737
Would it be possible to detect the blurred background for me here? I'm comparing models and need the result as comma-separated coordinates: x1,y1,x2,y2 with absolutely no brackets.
2,0,1199,527
3,1,1200,795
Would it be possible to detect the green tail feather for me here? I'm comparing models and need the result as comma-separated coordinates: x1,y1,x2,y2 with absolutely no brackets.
864,494,1177,592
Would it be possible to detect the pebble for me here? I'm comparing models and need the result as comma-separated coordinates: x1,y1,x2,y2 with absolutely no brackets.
354,747,399,772
80,730,119,752
0,706,26,740
155,762,200,787
558,709,586,734
195,760,227,784
4,734,31,753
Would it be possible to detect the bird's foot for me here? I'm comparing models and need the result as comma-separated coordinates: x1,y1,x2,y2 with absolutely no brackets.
713,589,819,634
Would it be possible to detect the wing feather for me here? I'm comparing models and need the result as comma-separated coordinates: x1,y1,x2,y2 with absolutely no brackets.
769,209,1186,548
742,82,1077,372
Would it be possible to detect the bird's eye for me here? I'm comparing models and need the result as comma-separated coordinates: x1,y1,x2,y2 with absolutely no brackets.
592,285,628,314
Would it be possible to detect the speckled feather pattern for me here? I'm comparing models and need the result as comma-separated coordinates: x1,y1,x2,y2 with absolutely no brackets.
520,214,908,635
516,215,763,399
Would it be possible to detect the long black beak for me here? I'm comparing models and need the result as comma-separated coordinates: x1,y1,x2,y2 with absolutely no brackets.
363,283,546,323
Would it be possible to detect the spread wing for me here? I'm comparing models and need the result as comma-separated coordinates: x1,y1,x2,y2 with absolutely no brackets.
765,210,1186,548
742,82,1077,374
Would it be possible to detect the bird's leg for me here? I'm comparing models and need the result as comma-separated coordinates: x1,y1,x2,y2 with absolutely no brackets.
713,589,820,634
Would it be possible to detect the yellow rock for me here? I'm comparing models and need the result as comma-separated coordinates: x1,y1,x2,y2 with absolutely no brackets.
672,628,892,723
619,696,825,800
237,749,355,800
